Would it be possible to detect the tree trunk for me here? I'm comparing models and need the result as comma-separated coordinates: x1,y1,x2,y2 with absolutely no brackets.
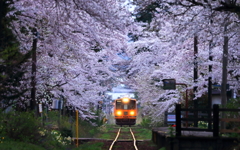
31,29,38,116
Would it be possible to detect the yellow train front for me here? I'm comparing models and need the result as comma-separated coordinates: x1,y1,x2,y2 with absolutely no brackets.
114,97,137,126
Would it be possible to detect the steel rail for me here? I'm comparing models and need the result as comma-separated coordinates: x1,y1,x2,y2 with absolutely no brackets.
130,128,138,150
109,127,121,150
109,127,138,150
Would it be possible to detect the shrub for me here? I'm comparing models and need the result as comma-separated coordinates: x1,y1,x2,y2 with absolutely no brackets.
59,127,72,137
0,111,41,143
221,98,240,130
140,117,152,128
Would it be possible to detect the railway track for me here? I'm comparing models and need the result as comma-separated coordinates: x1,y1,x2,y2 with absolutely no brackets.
109,127,138,150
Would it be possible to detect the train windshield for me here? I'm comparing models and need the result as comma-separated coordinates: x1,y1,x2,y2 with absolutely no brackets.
116,100,136,110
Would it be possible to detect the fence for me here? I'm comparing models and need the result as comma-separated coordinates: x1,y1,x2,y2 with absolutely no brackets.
175,104,240,137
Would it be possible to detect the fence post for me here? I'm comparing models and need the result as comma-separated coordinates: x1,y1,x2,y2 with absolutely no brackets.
213,104,219,137
176,104,181,136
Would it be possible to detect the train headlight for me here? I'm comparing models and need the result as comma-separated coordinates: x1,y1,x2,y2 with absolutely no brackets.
130,111,135,115
116,111,122,116
122,98,130,103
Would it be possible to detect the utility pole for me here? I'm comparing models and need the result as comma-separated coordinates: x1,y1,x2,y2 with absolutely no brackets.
221,24,228,129
208,39,213,130
221,26,228,107
193,36,198,127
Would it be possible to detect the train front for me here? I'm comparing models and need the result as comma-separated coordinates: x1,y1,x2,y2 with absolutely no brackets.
114,97,137,126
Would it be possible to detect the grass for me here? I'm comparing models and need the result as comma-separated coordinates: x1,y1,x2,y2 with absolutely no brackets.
0,141,45,150
133,127,152,139
99,133,112,139
95,125,152,140
72,142,104,150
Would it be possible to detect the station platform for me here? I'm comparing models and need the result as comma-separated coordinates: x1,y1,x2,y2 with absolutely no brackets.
152,127,238,150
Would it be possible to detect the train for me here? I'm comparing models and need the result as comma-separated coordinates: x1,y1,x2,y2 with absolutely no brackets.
114,97,137,126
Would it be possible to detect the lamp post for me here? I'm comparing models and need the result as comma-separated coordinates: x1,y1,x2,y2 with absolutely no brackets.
162,79,188,108
162,79,189,126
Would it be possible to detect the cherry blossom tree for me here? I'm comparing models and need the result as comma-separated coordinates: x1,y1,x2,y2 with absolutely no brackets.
7,0,134,119
0,0,33,110
4,0,240,124
126,0,240,123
